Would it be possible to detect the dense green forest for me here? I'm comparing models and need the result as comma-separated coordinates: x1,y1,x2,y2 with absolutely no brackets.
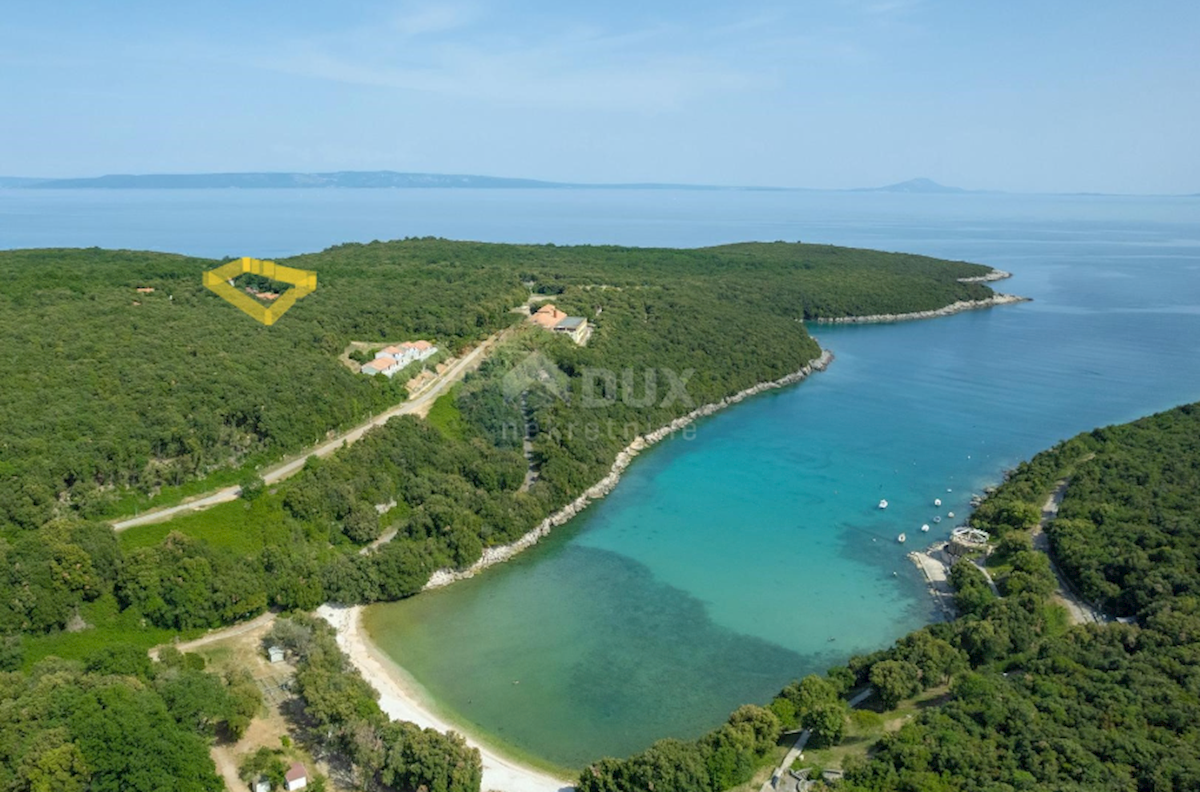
0,238,997,789
579,403,1200,792
0,238,994,641
0,643,259,791
0,239,991,530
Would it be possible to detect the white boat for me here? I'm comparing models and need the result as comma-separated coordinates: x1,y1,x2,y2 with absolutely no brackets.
878,499,888,509
933,515,942,523
921,524,930,532
934,498,942,507
947,511,955,519
897,533,907,543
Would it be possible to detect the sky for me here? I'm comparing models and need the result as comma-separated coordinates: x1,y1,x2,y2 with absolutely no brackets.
2,1,1198,193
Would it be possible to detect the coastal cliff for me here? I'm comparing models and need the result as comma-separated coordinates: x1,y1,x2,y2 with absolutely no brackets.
424,349,835,589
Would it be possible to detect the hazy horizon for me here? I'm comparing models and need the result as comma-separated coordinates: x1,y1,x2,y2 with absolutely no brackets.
3,1,1198,194
2,171,1196,197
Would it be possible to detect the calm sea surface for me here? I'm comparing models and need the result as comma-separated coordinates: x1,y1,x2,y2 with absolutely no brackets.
4,188,1199,768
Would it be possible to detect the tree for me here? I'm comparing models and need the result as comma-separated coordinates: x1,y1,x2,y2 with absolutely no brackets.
343,503,382,544
0,634,24,671
726,705,781,756
223,668,263,740
84,645,152,679
895,631,966,687
68,683,223,792
701,723,756,790
239,473,266,502
624,739,710,792
371,542,434,601
380,721,482,792
238,747,287,789
869,660,922,710
803,702,847,748
155,667,233,736
17,730,91,792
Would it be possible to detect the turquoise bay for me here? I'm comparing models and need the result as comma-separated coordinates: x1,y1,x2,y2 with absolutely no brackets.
4,189,1199,769
360,195,1200,769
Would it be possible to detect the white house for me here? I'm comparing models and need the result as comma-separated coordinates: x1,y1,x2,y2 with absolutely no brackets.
267,646,285,664
552,316,588,343
378,345,414,365
405,340,437,362
284,762,307,791
363,341,437,376
362,355,400,377
253,778,271,792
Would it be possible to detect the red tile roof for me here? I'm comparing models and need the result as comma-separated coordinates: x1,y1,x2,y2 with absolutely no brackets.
531,304,567,328
364,356,397,371
285,762,306,782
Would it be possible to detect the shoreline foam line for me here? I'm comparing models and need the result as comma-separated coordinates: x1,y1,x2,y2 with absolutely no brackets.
423,348,834,590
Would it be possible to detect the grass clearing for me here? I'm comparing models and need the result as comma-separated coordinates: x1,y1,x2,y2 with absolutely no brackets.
21,594,202,668
426,386,468,440
99,458,266,519
795,685,952,774
119,494,290,555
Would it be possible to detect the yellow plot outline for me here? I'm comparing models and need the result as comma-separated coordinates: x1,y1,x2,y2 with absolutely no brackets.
202,257,317,326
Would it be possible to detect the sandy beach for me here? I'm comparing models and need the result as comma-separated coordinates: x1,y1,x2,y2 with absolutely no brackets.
317,604,575,792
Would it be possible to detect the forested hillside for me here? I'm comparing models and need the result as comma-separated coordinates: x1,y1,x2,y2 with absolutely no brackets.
0,239,992,531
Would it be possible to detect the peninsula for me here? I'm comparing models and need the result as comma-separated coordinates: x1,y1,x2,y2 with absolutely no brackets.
0,238,1018,791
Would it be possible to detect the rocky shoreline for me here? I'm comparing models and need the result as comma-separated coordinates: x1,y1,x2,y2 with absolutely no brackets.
957,268,1013,283
811,292,1029,325
424,349,835,589
907,543,957,622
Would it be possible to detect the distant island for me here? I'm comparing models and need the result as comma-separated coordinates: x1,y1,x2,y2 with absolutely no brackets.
3,171,1194,196
0,171,778,191
861,177,969,194
0,170,976,193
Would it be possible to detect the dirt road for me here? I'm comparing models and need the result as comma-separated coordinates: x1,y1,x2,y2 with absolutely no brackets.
113,330,507,532
1032,481,1105,625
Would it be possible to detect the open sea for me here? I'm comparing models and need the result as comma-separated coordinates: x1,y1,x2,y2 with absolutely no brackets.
4,187,1199,769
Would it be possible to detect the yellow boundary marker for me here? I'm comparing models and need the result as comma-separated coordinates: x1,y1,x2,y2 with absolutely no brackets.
202,257,317,326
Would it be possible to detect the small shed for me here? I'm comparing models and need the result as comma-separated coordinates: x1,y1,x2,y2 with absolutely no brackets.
253,777,271,792
284,762,308,791
267,645,285,664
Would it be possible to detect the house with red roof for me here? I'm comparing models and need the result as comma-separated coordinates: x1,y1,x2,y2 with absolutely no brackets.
362,355,400,376
529,304,589,344
283,761,307,791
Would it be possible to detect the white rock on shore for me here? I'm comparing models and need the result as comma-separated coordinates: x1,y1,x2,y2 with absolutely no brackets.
423,349,835,590
812,293,1029,325
957,268,1013,283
